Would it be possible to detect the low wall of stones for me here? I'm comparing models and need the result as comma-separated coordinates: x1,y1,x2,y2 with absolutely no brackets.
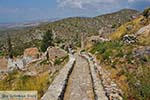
81,53,108,100
83,52,123,100
41,54,75,100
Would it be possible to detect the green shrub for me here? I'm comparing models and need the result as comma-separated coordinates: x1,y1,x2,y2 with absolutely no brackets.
54,55,69,65
126,66,150,100
102,49,112,60
90,41,123,58
90,42,106,54
143,8,150,18
80,49,86,53
112,24,117,28
0,51,5,56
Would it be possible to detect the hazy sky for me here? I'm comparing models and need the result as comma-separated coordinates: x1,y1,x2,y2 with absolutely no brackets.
0,0,150,23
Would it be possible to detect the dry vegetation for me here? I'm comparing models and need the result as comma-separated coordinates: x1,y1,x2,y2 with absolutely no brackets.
90,9,150,100
0,55,69,100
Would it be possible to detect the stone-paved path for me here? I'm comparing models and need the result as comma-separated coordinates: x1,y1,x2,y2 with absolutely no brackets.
64,54,94,100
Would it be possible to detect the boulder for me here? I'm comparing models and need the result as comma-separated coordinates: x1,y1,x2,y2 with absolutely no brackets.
24,47,40,59
46,47,67,62
122,35,136,44
126,25,133,31
89,36,110,44
133,46,150,57
136,24,150,35
7,58,24,70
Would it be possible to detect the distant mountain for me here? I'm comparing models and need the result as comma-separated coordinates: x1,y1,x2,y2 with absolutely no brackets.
0,18,59,29
0,9,139,56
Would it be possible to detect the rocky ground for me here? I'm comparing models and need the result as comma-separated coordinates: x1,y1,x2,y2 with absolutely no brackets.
85,52,123,100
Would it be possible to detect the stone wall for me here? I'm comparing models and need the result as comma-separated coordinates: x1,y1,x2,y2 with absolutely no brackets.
82,52,123,100
41,54,75,100
81,53,108,100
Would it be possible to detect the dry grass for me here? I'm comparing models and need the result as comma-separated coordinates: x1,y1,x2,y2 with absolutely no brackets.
0,54,69,99
109,16,146,40
0,70,56,99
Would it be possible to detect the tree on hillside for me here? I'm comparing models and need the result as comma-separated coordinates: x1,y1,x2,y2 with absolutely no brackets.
143,8,150,18
41,30,54,52
7,33,13,59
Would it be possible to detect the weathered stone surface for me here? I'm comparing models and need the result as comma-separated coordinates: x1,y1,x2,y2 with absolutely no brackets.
82,53,108,100
7,47,40,70
41,54,75,100
7,57,32,70
7,58,24,70
46,47,67,62
82,52,123,100
136,24,150,35
24,47,40,59
88,36,110,44
0,57,7,71
133,46,150,57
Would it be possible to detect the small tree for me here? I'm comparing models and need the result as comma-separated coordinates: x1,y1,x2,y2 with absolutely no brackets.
143,8,150,18
7,33,13,58
41,30,53,52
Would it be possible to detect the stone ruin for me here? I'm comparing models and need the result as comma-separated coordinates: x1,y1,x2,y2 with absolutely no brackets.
1,47,40,71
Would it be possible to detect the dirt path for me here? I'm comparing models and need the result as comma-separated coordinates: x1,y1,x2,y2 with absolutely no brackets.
63,54,94,100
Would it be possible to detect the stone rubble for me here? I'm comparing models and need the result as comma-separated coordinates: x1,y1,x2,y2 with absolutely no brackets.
7,57,33,70
122,34,136,44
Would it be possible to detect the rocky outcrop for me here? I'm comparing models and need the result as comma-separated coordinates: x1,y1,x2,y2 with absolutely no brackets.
41,54,75,100
136,24,150,35
7,47,40,70
135,24,150,45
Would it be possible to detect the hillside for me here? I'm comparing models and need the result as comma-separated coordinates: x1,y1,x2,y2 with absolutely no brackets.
0,9,139,57
89,8,150,100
